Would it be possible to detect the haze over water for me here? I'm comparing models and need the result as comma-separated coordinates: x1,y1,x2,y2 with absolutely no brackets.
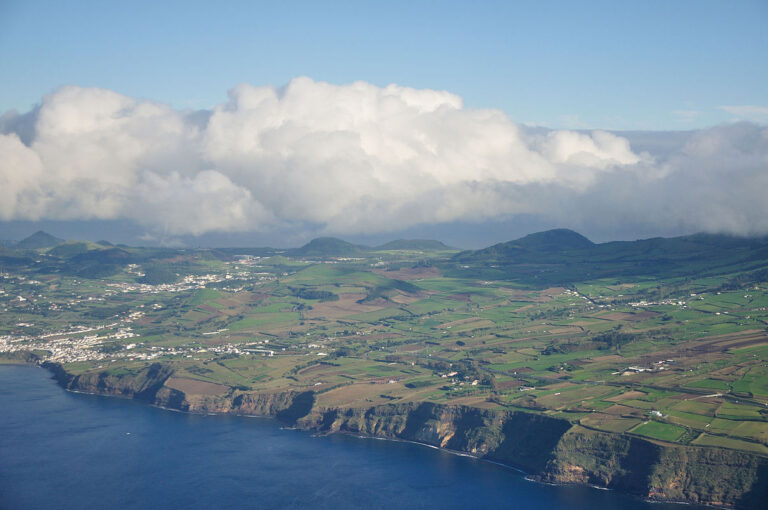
0,365,705,510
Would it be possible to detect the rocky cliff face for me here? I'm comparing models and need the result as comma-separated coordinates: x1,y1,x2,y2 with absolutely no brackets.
543,425,768,508
42,362,768,509
295,403,767,508
44,362,310,417
294,403,571,473
152,386,308,416
45,362,173,401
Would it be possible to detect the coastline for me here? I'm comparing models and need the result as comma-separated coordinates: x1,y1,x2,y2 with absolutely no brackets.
310,424,728,509
20,359,767,509
1,361,715,510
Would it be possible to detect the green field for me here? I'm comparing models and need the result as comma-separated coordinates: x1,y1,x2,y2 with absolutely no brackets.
631,421,687,442
1,229,768,454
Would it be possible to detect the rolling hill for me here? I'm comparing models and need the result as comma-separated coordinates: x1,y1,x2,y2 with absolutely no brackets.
16,231,64,250
289,237,367,257
450,229,768,285
374,239,453,251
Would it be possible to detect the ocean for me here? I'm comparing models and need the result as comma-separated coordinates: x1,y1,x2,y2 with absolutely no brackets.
0,365,704,510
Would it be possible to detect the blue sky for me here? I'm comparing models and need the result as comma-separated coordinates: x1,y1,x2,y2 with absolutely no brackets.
1,0,768,247
1,0,766,130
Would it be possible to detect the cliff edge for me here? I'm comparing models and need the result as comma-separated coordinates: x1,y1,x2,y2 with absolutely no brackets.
43,362,768,509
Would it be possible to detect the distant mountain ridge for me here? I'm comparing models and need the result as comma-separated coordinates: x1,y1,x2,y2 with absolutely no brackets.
512,228,594,251
451,228,768,285
289,237,366,257
375,239,453,251
463,228,593,261
288,237,454,257
5,228,768,287
16,231,64,250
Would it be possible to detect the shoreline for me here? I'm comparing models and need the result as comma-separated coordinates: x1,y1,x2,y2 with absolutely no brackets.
315,432,712,509
7,363,696,509
1,360,757,509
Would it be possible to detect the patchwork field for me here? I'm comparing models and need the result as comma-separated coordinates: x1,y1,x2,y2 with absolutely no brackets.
2,230,768,457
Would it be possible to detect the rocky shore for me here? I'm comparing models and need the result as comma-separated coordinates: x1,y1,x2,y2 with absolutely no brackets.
43,361,768,509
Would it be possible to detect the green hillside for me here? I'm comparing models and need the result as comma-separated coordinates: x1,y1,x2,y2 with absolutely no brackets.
16,231,64,250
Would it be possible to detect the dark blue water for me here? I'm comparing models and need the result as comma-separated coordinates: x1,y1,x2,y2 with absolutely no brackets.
0,365,702,510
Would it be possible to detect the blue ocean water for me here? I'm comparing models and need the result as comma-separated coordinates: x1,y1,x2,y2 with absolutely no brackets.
0,365,703,510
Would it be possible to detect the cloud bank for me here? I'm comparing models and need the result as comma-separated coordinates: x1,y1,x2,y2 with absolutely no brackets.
1,77,767,239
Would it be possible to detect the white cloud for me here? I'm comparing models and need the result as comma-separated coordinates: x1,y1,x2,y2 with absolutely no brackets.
0,133,45,219
1,78,767,238
539,130,642,170
671,109,701,123
719,105,768,123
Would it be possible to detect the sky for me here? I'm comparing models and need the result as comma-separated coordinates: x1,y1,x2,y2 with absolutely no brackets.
0,0,767,248
2,0,767,129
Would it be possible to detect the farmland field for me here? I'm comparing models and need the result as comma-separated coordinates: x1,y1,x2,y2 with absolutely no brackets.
2,229,768,457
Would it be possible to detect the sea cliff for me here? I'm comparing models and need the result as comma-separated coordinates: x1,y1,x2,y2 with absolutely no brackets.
42,362,768,509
